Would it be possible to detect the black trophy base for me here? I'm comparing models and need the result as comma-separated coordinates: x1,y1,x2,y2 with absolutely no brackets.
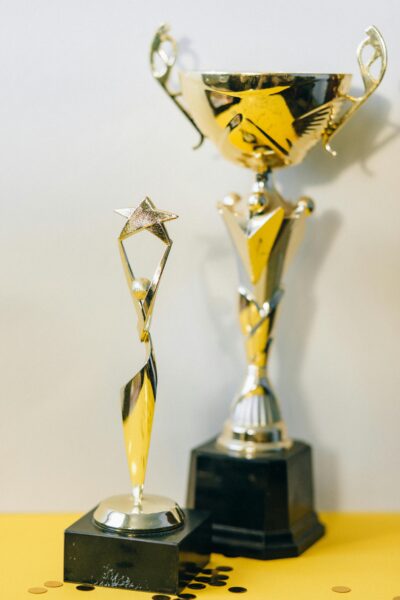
187,438,325,559
64,508,211,594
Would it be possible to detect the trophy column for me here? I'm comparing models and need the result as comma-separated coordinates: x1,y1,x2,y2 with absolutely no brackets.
216,172,310,454
187,174,325,558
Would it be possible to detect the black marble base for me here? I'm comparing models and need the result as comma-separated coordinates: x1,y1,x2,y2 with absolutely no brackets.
64,508,211,594
187,438,325,559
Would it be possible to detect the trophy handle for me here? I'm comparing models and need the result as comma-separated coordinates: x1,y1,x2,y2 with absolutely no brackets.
323,25,387,156
150,24,205,149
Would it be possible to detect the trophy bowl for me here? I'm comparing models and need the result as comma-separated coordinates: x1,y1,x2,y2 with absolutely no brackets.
179,71,352,171
152,24,386,166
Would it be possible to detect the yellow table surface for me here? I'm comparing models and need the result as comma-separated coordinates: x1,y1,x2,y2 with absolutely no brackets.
1,513,400,600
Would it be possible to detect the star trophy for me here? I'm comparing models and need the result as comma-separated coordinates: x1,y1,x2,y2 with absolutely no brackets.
151,25,387,558
64,198,211,594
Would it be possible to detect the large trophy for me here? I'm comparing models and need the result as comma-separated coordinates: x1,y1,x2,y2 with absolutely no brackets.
151,25,387,558
64,198,210,594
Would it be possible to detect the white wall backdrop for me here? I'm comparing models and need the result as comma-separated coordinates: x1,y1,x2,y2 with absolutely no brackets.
1,0,400,512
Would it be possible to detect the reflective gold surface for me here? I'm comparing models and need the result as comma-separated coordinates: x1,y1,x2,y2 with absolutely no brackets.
94,198,184,531
217,176,313,454
180,71,350,171
151,25,387,454
117,199,177,500
151,25,386,169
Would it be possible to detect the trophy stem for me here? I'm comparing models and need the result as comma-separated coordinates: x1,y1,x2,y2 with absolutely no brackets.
92,199,185,534
132,483,144,508
217,172,313,455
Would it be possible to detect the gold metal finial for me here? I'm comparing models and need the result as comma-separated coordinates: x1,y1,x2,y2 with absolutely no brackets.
150,24,205,149
323,25,387,155
358,26,387,91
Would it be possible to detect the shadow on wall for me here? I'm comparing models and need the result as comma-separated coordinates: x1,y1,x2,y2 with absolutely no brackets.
176,36,200,71
278,93,399,198
276,210,342,509
273,93,398,509
195,232,242,428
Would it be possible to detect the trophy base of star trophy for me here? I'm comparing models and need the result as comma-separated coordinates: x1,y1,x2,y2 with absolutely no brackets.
64,502,211,594
187,438,324,559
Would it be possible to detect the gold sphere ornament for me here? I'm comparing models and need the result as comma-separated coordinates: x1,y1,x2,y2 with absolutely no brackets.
132,277,151,300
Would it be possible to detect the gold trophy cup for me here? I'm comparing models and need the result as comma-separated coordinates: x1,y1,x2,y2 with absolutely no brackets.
150,24,387,559
151,24,386,454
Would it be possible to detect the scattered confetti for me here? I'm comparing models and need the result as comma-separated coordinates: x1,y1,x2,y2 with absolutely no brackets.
152,595,171,600
187,583,206,590
44,581,63,588
210,580,226,587
28,588,48,595
177,561,237,596
332,586,351,594
228,587,247,594
76,584,95,591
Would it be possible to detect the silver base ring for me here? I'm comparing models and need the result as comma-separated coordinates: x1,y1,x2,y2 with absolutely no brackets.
217,421,293,456
93,493,185,534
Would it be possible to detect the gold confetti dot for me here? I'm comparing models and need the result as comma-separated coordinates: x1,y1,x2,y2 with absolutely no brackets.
44,580,63,588
28,588,48,595
332,586,351,593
